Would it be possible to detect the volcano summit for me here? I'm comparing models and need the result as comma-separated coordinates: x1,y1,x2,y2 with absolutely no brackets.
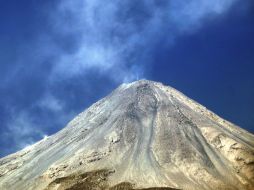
0,80,253,190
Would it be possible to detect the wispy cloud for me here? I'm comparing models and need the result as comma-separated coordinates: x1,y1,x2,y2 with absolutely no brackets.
3,111,45,152
169,0,238,32
38,94,64,112
47,0,239,82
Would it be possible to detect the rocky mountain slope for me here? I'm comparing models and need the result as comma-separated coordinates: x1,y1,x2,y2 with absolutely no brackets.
0,80,253,190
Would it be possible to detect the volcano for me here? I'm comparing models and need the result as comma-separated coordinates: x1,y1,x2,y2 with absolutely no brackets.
0,80,253,190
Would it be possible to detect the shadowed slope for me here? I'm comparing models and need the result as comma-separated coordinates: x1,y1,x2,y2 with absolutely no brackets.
45,170,179,190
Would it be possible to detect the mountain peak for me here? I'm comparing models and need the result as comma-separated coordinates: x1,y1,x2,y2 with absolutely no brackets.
131,79,163,86
117,79,174,98
122,79,167,89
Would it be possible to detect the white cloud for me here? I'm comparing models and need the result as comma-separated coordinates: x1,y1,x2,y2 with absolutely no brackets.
47,0,239,83
170,0,237,32
38,94,63,112
3,99,73,153
4,111,46,151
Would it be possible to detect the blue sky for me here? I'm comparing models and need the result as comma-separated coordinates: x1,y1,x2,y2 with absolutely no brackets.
0,0,253,157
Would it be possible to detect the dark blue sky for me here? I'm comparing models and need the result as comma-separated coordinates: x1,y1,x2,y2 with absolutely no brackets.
0,0,253,157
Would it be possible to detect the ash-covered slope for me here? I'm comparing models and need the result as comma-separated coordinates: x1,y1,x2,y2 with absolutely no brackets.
0,80,254,190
